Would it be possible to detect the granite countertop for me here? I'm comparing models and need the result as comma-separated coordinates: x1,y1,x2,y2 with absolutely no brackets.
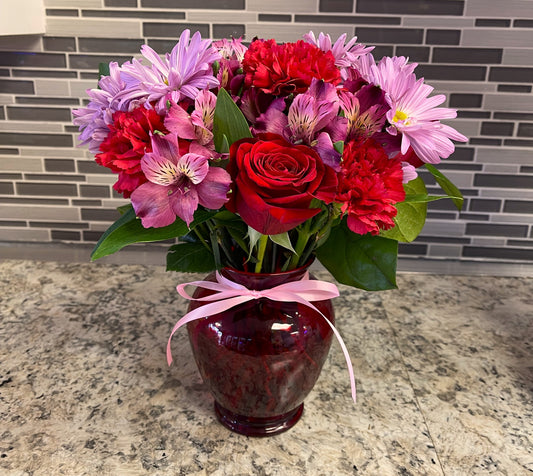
0,259,531,475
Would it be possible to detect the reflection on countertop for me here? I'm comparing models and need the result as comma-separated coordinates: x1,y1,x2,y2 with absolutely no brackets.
0,259,531,475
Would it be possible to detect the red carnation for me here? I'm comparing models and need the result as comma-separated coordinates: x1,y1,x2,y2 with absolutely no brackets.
242,39,341,96
96,106,168,198
336,139,405,235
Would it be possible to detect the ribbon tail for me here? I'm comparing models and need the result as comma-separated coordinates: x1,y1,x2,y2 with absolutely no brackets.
321,313,357,404
166,295,253,366
285,295,357,404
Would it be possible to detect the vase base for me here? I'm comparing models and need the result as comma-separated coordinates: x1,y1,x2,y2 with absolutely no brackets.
214,401,304,437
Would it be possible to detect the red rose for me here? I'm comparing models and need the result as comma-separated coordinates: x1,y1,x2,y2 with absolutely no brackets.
96,106,168,198
226,134,338,235
336,139,405,235
242,39,341,96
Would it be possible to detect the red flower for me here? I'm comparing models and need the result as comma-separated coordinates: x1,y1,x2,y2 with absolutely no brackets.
336,139,405,235
398,146,425,168
226,134,338,235
96,106,168,198
242,39,341,96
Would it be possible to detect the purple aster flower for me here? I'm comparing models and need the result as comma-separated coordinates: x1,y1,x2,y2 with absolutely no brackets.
131,133,231,228
72,62,130,153
213,37,247,61
370,56,418,104
304,31,374,68
384,77,468,163
354,55,467,163
117,29,221,114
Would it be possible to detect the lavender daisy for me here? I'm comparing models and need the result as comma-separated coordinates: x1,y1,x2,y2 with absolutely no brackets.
117,29,221,114
72,62,129,153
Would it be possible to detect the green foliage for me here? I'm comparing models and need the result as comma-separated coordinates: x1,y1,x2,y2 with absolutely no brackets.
213,87,252,153
90,206,216,261
247,226,262,261
269,232,295,253
333,141,344,155
213,210,249,255
425,163,464,211
316,219,398,291
98,62,110,84
86,82,465,288
166,242,216,273
381,177,428,243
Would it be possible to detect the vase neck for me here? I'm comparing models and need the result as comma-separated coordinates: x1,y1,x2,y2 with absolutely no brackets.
220,262,313,291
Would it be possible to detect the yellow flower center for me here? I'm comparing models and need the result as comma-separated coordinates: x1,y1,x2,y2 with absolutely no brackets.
393,110,408,123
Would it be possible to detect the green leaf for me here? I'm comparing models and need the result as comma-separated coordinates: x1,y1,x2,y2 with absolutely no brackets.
90,207,216,261
98,62,110,81
213,87,252,153
166,242,216,273
404,193,463,203
316,220,398,291
117,203,132,215
381,177,428,243
224,222,250,254
209,227,222,269
212,210,250,255
213,209,239,221
247,226,262,260
218,134,230,154
333,141,344,155
424,163,464,211
269,232,295,253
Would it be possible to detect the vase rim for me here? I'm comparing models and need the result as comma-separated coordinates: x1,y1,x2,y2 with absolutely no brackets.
222,258,315,278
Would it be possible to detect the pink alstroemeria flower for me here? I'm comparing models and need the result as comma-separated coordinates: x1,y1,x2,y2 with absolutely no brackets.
212,38,247,95
117,29,221,114
131,134,231,228
164,89,219,157
338,85,388,141
253,79,345,169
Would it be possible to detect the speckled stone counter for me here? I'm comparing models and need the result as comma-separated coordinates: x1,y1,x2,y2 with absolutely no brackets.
0,259,531,476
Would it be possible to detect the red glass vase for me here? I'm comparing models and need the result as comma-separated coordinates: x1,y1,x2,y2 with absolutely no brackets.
186,263,334,437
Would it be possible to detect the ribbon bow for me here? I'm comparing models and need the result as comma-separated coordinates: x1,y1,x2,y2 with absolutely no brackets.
167,271,356,403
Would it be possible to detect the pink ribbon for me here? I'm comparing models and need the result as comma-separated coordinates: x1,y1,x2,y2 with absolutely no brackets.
167,271,356,403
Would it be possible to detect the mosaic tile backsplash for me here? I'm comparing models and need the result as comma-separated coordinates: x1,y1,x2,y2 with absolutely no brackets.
0,0,532,265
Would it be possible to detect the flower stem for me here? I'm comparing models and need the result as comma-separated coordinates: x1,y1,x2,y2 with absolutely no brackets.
205,220,222,269
192,225,212,253
216,227,240,269
287,223,311,270
270,242,278,273
254,234,269,274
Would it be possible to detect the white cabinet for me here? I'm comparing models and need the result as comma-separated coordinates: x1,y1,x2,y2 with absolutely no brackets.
0,0,45,36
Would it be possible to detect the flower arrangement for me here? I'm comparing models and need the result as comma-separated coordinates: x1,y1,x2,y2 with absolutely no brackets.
73,30,466,291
